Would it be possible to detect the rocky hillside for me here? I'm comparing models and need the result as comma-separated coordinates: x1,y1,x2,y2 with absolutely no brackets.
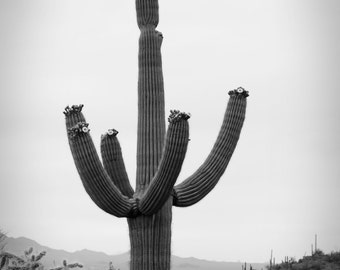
268,250,340,270
1,236,266,270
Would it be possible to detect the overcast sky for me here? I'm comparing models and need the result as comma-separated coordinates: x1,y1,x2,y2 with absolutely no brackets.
1,0,340,264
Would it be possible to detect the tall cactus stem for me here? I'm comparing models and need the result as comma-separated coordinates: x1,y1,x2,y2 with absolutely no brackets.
136,21,165,194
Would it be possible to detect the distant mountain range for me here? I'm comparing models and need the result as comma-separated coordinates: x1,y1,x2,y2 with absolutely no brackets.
2,236,266,270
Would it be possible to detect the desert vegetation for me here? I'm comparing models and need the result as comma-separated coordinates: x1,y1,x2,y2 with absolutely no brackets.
266,250,340,270
0,247,83,270
0,247,46,270
0,231,6,252
50,260,83,270
107,262,119,270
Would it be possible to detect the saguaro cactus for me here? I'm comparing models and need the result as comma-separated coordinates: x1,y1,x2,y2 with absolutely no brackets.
64,1,248,270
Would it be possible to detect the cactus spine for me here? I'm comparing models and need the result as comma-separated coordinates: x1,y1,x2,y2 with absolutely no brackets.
64,1,248,270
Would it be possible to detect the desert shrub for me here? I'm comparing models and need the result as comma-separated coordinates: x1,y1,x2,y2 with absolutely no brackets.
0,247,46,270
50,260,82,270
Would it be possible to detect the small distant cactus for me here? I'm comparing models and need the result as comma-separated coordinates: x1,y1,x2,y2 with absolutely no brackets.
108,262,119,270
0,231,6,252
241,262,255,270
64,1,248,270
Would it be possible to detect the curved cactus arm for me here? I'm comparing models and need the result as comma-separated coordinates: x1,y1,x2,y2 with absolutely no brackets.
138,111,190,215
34,251,46,262
101,129,134,198
173,88,248,207
64,106,133,218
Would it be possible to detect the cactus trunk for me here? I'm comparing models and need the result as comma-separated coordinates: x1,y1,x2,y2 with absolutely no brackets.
128,200,172,270
64,0,248,270
130,1,171,269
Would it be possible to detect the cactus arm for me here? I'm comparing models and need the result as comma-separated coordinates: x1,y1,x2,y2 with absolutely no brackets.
34,252,46,262
138,111,190,215
100,130,134,198
173,88,248,207
64,106,133,217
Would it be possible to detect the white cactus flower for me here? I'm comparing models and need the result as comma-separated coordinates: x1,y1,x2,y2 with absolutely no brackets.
82,126,89,133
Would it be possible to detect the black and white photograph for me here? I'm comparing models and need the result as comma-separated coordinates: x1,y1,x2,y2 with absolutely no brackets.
1,1,339,270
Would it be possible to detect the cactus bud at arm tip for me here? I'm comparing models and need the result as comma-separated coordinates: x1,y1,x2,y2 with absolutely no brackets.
107,128,119,136
101,128,119,140
228,87,249,98
63,104,84,116
64,104,86,129
168,110,191,123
